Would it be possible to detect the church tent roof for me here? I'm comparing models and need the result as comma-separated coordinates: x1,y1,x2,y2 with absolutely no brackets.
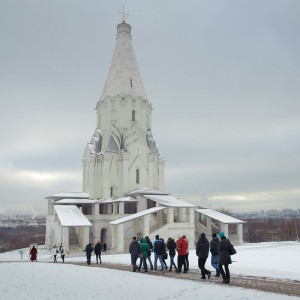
144,195,195,208
195,209,245,224
109,206,165,225
101,22,148,100
45,192,89,200
54,205,92,227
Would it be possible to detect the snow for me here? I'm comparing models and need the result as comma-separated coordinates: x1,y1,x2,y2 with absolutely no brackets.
55,199,96,204
145,195,195,207
45,192,89,199
54,205,92,226
0,242,299,300
196,209,245,224
110,206,165,225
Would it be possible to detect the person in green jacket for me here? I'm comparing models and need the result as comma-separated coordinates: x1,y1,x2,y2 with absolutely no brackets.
139,238,150,272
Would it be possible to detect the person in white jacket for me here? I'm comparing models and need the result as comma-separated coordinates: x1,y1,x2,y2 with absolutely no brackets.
51,245,59,263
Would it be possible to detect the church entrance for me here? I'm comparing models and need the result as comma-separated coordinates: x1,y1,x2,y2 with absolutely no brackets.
101,228,108,245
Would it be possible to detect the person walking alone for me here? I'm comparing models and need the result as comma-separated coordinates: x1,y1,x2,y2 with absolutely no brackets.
218,232,232,284
30,246,37,262
94,241,102,264
102,242,107,253
84,243,93,265
196,233,211,279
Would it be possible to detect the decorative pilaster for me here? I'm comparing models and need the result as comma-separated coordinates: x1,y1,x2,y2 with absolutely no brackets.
167,207,174,224
117,224,124,252
238,223,243,244
143,214,150,237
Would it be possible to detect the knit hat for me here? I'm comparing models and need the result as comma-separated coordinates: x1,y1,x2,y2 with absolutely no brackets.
219,232,225,238
200,233,206,238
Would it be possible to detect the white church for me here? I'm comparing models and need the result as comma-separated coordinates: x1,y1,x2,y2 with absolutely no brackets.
45,19,244,253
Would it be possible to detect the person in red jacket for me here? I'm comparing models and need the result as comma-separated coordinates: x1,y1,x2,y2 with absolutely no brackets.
176,235,188,273
30,246,37,262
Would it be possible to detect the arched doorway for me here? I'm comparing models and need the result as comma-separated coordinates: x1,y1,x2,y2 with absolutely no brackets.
101,228,108,246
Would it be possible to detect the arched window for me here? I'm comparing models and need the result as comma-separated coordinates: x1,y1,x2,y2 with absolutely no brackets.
110,186,113,197
136,169,140,184
132,110,136,121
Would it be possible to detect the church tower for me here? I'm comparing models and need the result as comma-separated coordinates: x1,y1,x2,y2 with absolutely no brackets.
82,21,165,200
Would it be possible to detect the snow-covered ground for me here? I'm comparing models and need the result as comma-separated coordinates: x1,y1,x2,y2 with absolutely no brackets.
0,242,299,300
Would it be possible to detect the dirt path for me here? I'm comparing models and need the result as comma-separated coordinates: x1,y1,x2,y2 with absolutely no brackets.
66,261,300,297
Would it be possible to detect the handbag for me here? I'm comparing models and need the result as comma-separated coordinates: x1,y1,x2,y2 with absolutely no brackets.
163,253,168,260
229,243,237,255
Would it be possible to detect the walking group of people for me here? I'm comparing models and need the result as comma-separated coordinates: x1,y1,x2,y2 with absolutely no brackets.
83,241,107,265
51,243,66,263
195,231,232,283
129,232,234,284
129,234,190,274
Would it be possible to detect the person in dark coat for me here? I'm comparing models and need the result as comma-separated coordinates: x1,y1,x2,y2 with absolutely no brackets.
153,234,166,272
167,237,178,272
60,245,66,263
84,243,93,265
102,242,107,253
145,236,154,270
161,238,168,270
94,241,102,264
129,236,141,272
30,246,37,262
218,232,232,283
196,233,211,279
210,233,220,276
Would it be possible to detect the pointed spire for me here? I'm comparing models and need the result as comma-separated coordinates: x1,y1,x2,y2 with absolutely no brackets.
101,22,148,100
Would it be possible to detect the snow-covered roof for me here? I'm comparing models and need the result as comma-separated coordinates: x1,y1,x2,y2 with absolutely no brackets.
55,199,96,205
144,195,195,208
45,192,89,200
125,187,169,197
109,207,165,225
195,209,245,224
54,205,92,227
99,197,137,204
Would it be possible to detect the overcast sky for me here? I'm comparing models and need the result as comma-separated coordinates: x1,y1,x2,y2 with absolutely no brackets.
0,0,299,215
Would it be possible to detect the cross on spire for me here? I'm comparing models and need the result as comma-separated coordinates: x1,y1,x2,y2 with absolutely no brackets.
118,6,129,23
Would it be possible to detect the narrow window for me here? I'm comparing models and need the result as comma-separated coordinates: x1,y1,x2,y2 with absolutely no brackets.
136,169,140,184
132,110,135,121
130,78,133,87
110,187,113,197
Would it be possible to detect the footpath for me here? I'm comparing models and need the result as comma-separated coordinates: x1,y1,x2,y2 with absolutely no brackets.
68,261,300,297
